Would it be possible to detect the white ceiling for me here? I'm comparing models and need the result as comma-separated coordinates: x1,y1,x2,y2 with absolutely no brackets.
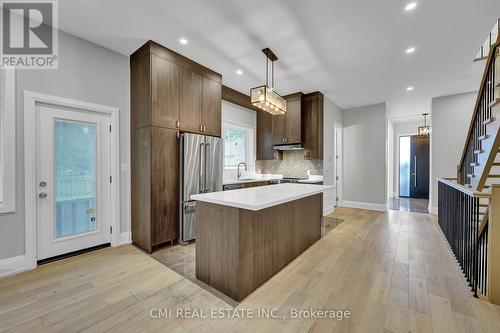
58,0,500,113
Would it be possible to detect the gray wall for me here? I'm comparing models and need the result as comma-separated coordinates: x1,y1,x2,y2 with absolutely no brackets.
430,92,476,211
342,103,387,205
0,31,130,260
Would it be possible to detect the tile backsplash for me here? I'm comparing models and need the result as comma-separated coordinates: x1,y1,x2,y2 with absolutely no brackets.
255,150,323,177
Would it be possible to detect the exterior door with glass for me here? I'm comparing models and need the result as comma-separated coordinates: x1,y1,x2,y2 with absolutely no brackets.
36,104,111,260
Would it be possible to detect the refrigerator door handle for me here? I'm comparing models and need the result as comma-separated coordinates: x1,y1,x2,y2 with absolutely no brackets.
199,143,205,193
205,142,210,193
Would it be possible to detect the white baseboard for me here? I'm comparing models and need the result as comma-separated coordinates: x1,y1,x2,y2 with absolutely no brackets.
117,231,131,246
429,206,438,215
0,255,26,278
338,200,387,212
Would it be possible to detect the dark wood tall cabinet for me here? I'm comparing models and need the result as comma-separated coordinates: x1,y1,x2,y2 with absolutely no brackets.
130,41,222,252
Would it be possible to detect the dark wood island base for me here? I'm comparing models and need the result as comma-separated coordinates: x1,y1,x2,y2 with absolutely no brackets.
195,193,322,301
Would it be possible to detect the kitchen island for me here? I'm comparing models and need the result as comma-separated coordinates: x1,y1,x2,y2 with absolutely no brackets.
191,183,333,301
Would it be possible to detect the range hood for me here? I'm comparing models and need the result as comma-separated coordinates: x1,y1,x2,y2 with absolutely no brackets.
274,143,304,151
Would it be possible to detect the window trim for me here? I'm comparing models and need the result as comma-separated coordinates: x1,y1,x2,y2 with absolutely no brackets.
222,120,256,170
0,68,16,213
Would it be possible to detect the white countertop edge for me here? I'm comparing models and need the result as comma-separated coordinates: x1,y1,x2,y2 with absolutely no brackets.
191,184,334,211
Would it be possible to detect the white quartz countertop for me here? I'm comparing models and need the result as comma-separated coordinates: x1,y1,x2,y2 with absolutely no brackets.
191,183,333,211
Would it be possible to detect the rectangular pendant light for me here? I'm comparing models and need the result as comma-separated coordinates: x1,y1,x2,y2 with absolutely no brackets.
250,85,287,115
250,48,287,115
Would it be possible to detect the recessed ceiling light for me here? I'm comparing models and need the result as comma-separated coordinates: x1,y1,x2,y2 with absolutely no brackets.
405,47,416,54
179,38,188,45
405,2,417,11
406,86,414,91
236,69,243,75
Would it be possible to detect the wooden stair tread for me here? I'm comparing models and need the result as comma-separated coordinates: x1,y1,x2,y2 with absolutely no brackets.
488,174,500,178
483,117,496,125
493,163,500,166
467,174,476,178
474,149,484,154
478,134,490,140
490,99,500,108
471,162,480,166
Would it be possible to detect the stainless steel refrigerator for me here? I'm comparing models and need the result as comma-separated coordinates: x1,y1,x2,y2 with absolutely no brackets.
179,133,223,245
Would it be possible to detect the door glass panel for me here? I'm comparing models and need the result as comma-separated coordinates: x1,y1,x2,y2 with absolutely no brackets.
55,120,97,238
399,136,411,197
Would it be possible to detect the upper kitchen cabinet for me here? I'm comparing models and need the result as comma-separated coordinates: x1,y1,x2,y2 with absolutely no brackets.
151,54,180,129
272,113,286,145
180,67,203,133
130,40,222,137
257,109,275,160
272,92,303,145
284,92,303,144
202,77,222,136
303,92,324,160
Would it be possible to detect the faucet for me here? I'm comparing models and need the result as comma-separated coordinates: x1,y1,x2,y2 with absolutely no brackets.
237,162,247,180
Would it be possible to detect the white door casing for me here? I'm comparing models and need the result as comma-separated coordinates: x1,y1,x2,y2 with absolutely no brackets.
334,122,343,206
24,92,120,269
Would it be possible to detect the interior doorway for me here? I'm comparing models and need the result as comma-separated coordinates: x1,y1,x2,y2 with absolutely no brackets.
390,133,430,214
399,135,430,199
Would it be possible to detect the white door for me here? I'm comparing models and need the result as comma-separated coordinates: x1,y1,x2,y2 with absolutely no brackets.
334,123,343,206
36,104,111,260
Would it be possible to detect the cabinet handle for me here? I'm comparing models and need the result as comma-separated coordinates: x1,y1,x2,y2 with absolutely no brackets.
203,125,206,132
176,120,180,128
200,125,203,132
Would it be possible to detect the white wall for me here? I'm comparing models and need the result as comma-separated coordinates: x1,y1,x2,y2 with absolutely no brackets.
323,96,343,214
430,92,476,212
341,103,387,210
0,31,130,260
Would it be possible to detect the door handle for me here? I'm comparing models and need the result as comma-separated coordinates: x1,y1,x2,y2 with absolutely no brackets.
39,192,48,199
205,143,210,193
199,143,205,193
414,156,417,187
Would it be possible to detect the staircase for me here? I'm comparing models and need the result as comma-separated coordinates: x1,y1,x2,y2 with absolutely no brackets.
438,27,500,306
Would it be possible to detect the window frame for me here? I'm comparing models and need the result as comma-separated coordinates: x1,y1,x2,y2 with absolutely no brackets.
0,67,16,213
222,120,256,170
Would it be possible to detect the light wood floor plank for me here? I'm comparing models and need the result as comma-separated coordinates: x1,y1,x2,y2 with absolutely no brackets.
1,208,499,332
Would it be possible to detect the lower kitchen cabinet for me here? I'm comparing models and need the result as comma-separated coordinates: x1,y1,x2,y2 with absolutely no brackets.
131,126,179,252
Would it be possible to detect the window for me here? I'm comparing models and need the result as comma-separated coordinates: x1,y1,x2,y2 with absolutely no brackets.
223,122,255,170
0,67,16,213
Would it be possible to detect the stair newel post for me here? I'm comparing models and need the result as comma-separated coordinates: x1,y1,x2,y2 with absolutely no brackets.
488,185,500,303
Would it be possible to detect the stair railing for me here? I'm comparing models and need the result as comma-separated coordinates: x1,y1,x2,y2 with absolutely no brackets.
457,40,499,188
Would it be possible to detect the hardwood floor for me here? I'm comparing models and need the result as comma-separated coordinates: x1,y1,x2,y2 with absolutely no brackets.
1,208,500,332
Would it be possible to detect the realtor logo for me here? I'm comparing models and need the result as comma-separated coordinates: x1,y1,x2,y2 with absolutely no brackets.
1,0,58,69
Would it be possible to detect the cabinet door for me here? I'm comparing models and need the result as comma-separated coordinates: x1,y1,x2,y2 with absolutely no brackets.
202,77,222,136
257,110,274,160
151,127,179,246
272,114,286,145
303,97,319,159
180,67,203,133
285,99,301,144
151,55,180,129
303,94,324,160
